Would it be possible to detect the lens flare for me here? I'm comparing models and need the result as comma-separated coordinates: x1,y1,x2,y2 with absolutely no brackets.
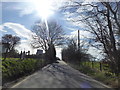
32,0,54,20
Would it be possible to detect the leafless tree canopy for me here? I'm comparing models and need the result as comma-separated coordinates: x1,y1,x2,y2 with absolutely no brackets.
62,38,92,64
61,1,120,75
2,34,20,60
31,20,64,51
2,34,20,52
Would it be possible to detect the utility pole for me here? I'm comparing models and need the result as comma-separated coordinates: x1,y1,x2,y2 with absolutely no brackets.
78,30,80,51
78,30,81,65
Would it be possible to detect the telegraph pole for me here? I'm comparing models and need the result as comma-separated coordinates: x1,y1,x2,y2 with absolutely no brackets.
78,30,80,51
78,30,81,65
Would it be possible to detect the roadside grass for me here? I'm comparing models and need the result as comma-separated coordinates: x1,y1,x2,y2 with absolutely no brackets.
2,58,46,85
67,61,119,88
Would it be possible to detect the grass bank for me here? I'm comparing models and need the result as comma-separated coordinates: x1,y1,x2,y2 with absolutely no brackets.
2,58,47,85
67,61,119,88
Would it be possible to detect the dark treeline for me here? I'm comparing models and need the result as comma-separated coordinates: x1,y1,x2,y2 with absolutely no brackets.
62,39,91,64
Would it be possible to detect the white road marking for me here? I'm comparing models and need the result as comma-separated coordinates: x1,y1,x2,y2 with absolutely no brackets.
11,72,38,88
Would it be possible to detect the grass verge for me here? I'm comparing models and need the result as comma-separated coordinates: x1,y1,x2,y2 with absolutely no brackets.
2,58,47,85
67,62,119,88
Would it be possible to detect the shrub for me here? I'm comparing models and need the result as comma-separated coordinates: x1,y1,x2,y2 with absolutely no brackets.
105,72,113,77
2,58,46,84
93,72,106,81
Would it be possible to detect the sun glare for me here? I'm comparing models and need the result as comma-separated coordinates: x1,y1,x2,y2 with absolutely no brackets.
32,0,54,20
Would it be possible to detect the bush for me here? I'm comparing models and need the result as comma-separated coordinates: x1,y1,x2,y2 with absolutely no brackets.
105,72,113,77
68,61,119,88
93,72,106,81
2,58,45,84
79,65,96,75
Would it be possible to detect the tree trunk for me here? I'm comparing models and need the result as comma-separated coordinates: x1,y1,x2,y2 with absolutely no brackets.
106,8,119,76
3,48,8,61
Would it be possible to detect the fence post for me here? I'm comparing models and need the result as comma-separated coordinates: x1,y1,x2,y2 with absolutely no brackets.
100,62,102,71
92,61,94,68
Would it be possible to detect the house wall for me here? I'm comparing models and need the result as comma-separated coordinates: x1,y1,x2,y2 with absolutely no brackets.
0,44,6,53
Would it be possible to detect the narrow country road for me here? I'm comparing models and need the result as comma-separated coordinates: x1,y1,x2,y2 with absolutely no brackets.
11,60,112,88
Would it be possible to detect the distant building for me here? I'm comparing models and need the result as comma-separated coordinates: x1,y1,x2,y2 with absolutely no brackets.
0,42,7,53
26,51,30,55
36,49,43,55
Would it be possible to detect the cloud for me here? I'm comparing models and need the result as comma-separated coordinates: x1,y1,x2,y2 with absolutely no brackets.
1,22,37,53
63,29,103,59
3,2,35,17
1,22,64,57
16,39,63,57
15,39,37,54
0,25,7,32
3,22,34,40
70,30,93,39
19,6,35,17
9,5,35,17
87,47,104,60
62,30,92,45
3,0,65,17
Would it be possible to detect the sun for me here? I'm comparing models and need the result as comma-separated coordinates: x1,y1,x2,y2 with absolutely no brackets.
32,0,54,20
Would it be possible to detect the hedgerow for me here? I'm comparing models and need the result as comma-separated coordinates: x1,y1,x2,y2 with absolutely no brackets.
2,58,45,84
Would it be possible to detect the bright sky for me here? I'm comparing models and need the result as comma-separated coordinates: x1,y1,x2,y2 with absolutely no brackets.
0,0,103,60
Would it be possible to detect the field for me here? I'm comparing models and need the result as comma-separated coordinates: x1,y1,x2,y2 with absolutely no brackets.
68,61,119,88
1,58,46,85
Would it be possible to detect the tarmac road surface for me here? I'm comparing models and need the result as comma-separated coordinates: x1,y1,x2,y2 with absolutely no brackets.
11,60,112,89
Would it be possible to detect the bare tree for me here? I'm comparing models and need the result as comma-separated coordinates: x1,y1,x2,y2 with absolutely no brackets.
62,38,91,64
31,20,64,62
61,1,120,76
2,34,20,60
